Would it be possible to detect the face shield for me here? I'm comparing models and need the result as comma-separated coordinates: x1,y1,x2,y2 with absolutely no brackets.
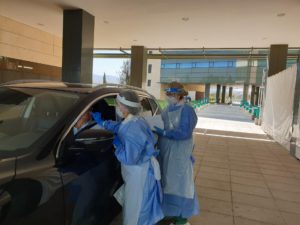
116,94,141,108
116,94,141,117
164,87,183,96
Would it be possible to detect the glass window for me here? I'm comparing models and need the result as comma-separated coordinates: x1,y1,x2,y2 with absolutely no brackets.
147,80,151,87
196,61,209,68
148,64,152,73
228,61,234,67
236,60,248,67
248,61,256,66
214,61,227,68
103,97,116,107
0,87,80,152
181,63,192,68
148,98,161,115
164,63,176,69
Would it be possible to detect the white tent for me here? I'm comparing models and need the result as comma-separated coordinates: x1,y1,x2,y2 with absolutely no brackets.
262,64,300,159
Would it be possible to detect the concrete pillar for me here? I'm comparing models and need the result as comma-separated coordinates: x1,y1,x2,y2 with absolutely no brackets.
62,9,94,83
250,85,255,105
129,46,147,88
255,86,260,106
268,44,288,77
229,87,233,103
205,83,210,100
221,85,226,103
243,84,249,102
216,84,221,103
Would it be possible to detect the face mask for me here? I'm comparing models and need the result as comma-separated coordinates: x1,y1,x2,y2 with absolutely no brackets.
167,96,177,104
116,106,124,118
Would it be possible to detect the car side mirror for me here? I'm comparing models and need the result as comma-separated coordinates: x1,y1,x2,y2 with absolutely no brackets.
69,129,114,152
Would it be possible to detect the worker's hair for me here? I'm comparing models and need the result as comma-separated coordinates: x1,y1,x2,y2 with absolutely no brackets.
168,81,188,97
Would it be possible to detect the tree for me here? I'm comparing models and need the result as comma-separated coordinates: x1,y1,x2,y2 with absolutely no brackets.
103,72,107,84
119,60,130,84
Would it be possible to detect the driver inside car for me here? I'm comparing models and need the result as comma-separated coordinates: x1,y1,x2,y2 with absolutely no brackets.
73,110,94,135
72,106,110,137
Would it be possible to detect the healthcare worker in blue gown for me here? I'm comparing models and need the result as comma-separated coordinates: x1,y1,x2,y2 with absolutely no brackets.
154,81,199,225
92,90,164,225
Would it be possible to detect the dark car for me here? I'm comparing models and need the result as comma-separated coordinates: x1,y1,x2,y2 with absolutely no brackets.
0,81,162,225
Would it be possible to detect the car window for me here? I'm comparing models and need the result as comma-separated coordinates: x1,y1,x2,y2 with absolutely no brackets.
92,96,117,121
68,95,118,137
59,94,118,160
140,97,153,117
148,98,161,115
0,87,80,152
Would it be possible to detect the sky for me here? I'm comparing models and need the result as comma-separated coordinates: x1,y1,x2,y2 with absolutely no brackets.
92,58,128,84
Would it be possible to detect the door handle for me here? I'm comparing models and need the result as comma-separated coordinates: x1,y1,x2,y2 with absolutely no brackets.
0,191,11,206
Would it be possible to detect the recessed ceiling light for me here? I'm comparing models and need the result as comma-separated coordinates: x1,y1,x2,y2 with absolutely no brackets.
103,20,109,24
133,39,137,42
277,13,285,17
182,17,189,22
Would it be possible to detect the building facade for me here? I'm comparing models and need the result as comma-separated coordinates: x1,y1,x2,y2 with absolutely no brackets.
146,52,297,101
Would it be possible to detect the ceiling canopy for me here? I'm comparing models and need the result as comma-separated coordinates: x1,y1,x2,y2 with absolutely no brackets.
1,0,299,48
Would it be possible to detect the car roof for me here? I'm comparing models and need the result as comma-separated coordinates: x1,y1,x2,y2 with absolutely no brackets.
0,80,149,95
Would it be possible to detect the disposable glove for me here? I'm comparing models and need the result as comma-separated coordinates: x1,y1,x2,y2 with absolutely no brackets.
92,112,105,126
154,126,167,137
113,136,122,149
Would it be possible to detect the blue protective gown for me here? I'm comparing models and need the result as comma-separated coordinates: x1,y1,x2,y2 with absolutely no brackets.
158,101,200,218
106,115,163,225
103,120,121,134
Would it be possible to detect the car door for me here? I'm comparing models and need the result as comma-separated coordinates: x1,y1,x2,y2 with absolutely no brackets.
57,95,122,225
0,134,66,225
0,87,82,225
0,156,15,223
0,152,65,225
0,144,65,225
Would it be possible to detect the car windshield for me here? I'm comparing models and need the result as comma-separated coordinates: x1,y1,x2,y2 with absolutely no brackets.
0,87,80,152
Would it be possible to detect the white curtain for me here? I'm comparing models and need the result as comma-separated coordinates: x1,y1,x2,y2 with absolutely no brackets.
262,64,297,151
296,100,300,159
